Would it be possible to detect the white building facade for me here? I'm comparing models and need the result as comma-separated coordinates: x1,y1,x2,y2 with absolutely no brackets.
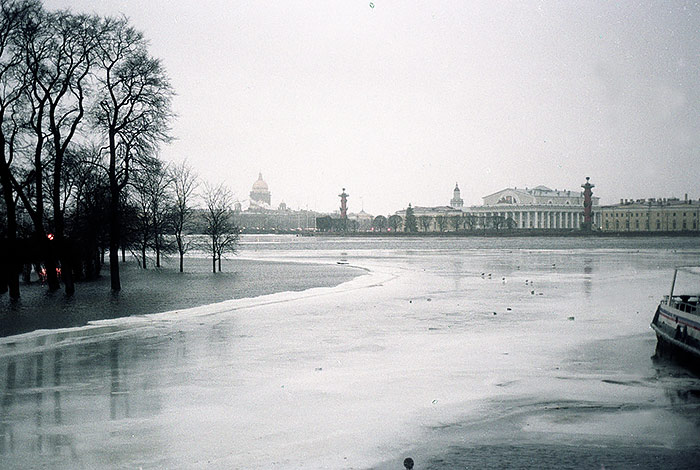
468,185,601,230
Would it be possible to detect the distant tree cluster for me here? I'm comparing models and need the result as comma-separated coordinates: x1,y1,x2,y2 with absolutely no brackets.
0,1,238,300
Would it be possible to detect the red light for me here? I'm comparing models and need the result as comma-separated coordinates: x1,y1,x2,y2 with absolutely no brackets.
47,233,54,241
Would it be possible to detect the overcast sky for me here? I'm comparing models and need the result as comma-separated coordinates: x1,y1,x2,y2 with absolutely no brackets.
45,0,699,215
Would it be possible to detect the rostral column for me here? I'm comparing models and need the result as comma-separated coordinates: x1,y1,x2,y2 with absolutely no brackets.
581,177,595,231
339,188,349,219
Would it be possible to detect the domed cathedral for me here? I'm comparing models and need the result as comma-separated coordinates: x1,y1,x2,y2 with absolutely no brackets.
450,183,464,208
250,172,271,208
233,172,322,232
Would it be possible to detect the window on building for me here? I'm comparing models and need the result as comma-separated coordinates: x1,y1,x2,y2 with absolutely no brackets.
626,220,630,229
635,220,639,229
615,220,619,230
683,221,687,229
673,220,676,229
656,220,661,229
646,221,649,229
605,221,609,229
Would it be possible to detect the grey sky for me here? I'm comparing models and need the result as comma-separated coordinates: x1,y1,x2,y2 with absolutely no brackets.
44,0,699,215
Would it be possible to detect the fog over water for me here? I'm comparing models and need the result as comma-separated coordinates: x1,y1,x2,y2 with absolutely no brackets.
1,236,700,469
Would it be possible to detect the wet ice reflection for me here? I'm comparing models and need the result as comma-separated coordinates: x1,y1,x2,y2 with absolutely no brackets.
1,238,699,469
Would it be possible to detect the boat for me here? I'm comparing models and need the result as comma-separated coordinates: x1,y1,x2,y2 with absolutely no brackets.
651,266,700,363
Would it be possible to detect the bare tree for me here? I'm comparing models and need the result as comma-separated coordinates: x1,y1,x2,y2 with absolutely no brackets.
435,215,448,232
25,11,100,295
463,214,476,230
128,158,174,269
0,0,39,298
492,215,505,231
128,166,154,269
371,214,386,232
387,214,402,232
419,215,431,232
170,160,197,272
92,16,174,291
201,183,239,273
64,144,108,280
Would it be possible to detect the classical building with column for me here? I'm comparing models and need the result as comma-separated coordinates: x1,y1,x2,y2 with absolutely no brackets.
467,185,601,230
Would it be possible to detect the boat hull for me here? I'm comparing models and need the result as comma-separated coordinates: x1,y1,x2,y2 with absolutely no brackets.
651,304,700,364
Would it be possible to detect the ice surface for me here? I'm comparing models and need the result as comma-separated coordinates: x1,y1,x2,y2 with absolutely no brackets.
1,236,699,469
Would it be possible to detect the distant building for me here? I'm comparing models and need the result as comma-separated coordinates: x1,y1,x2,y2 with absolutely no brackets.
249,172,271,208
234,173,321,232
393,182,601,231
394,205,463,232
600,196,700,232
351,210,374,231
468,185,600,230
450,183,464,208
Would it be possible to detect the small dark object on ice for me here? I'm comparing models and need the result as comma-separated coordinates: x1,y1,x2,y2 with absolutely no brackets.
493,312,497,315
507,307,512,311
404,457,414,469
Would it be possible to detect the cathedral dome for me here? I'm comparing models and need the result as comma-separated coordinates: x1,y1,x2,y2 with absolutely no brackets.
252,172,268,191
250,172,271,207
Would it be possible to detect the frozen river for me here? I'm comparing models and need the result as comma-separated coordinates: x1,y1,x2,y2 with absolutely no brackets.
1,236,700,469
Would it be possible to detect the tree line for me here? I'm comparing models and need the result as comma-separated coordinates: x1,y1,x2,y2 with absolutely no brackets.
369,206,515,233
316,204,516,233
0,1,238,300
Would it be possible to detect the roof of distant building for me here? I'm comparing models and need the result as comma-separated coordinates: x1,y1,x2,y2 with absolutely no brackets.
252,172,268,192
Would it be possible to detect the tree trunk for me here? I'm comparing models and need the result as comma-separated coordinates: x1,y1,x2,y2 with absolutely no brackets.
44,240,60,292
218,255,221,272
60,238,75,296
141,245,147,269
109,235,120,291
108,132,121,291
211,255,216,274
0,155,20,299
179,252,184,273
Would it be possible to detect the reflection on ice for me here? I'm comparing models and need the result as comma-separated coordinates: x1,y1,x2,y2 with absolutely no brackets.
1,236,699,469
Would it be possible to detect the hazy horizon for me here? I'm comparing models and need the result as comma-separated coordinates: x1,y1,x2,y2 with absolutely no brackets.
44,0,700,216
